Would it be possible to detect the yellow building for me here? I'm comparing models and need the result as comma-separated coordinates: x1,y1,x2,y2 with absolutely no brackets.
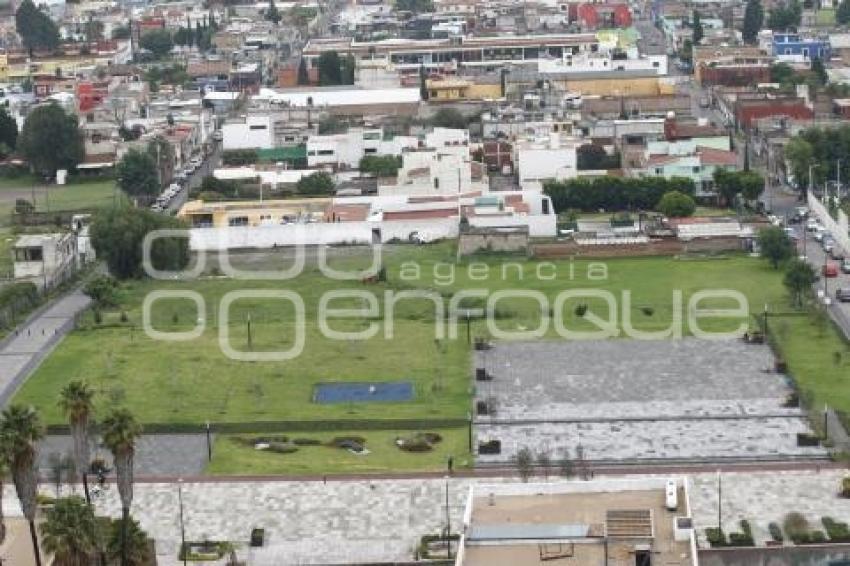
178,198,332,228
552,75,676,97
425,78,502,101
5,53,115,81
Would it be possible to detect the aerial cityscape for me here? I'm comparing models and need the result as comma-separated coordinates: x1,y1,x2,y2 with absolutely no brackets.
0,0,847,563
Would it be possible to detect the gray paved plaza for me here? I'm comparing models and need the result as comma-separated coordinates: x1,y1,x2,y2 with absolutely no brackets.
5,471,849,565
473,339,824,463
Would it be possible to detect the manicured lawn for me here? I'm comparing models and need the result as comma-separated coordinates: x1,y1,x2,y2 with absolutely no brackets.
14,247,790,427
0,179,122,228
769,311,850,424
206,428,471,476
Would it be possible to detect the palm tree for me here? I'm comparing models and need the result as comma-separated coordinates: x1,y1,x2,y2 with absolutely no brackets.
39,496,100,566
0,404,45,566
101,409,142,566
58,381,95,501
106,515,152,566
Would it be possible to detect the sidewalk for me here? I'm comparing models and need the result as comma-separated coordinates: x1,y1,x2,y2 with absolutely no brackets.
0,288,91,406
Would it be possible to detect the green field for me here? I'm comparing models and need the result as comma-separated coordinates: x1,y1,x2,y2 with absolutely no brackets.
0,178,121,228
207,428,470,475
14,247,791,427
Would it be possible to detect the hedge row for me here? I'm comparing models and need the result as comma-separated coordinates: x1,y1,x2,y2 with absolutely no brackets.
46,417,471,435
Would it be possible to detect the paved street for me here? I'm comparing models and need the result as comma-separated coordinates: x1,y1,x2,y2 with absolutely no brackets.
0,288,91,406
3,470,848,565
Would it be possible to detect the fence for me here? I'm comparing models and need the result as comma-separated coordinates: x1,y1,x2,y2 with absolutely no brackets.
808,192,850,256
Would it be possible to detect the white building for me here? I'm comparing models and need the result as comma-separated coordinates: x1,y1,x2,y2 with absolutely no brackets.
13,233,77,291
538,53,668,76
221,115,274,150
514,134,578,189
306,128,418,169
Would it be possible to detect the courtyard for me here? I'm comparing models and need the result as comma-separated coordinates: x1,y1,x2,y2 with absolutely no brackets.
474,338,827,463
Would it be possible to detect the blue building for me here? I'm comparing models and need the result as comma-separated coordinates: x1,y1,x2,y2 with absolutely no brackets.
772,33,831,62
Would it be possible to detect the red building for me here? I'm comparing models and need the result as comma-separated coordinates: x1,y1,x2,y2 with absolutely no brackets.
76,81,109,113
698,64,771,87
736,99,813,129
575,3,632,29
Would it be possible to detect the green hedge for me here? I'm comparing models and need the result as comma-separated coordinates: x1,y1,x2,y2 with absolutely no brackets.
46,417,470,435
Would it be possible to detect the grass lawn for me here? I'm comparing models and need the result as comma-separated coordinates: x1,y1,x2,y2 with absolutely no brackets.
14,246,790,427
769,311,850,426
206,427,471,475
0,179,122,228
0,226,13,276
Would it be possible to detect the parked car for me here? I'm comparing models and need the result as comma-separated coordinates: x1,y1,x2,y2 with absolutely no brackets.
823,262,839,277
830,247,845,261
836,288,850,302
814,229,830,242
823,238,835,253
213,130,223,141
843,259,850,274
806,219,821,231
784,227,799,240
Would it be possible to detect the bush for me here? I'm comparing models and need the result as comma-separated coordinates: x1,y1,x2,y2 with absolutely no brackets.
266,442,298,454
544,176,695,212
292,438,321,446
810,530,827,544
83,275,119,307
769,522,784,543
397,436,433,452
840,476,850,498
92,309,102,324
657,190,696,218
784,512,811,544
574,304,588,317
705,527,727,547
14,198,34,214
822,517,850,542
222,149,258,166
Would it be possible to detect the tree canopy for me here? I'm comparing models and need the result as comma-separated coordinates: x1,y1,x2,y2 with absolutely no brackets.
90,206,190,279
296,171,335,195
657,190,696,217
576,144,620,170
359,155,402,177
839,0,850,24
783,259,817,307
713,169,765,205
429,107,468,129
0,106,18,158
767,0,802,29
783,125,850,193
15,0,59,55
544,176,695,212
692,10,704,45
139,29,174,59
758,226,794,269
396,0,434,13
317,52,342,86
743,0,764,44
18,103,84,177
117,149,160,198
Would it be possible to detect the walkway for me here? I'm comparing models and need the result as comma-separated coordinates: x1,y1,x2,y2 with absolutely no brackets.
0,288,90,406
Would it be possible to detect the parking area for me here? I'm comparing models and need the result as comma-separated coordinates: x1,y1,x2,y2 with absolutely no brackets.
473,339,826,464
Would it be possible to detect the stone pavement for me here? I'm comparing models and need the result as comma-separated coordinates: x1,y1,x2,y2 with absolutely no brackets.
0,288,91,405
37,434,210,478
473,339,824,463
4,471,850,565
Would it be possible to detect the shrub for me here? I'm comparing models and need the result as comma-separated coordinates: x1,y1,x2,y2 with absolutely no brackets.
93,309,102,324
810,530,827,544
822,517,850,542
657,190,696,218
397,436,433,452
705,527,727,547
266,442,298,454
292,438,321,446
769,522,784,543
83,275,119,307
222,149,258,166
574,303,588,317
640,306,655,316
784,512,811,544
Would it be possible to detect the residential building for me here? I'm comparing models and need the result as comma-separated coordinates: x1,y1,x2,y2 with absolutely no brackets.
630,137,736,197
13,233,78,291
693,46,774,87
307,128,419,169
771,32,831,63
514,134,579,189
456,478,697,566
222,115,275,150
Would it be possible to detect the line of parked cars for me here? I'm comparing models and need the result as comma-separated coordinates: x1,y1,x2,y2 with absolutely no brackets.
150,154,206,212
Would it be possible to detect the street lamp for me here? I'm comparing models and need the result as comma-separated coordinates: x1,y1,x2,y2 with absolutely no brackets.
205,421,212,462
178,479,187,566
444,475,452,559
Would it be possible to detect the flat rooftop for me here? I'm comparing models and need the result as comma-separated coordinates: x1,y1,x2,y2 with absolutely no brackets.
463,484,694,566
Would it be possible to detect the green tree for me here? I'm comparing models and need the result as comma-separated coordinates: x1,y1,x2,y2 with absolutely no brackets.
359,155,402,177
265,0,281,24
317,51,342,86
396,0,434,12
577,144,619,170
692,10,704,45
812,58,828,86
770,62,796,83
739,171,765,202
839,0,850,24
15,0,59,56
39,496,100,566
515,447,533,482
341,54,356,85
784,137,814,192
0,106,18,152
112,25,130,40
758,226,794,269
101,409,142,566
430,107,467,129
139,29,173,59
296,171,335,195
105,516,152,566
784,259,817,307
1,405,44,566
58,382,95,494
768,0,802,29
743,0,764,44
117,149,159,198
657,190,696,217
90,206,190,279
297,58,309,85
18,103,84,177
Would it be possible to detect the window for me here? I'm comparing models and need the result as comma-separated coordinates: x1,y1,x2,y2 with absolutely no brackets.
364,148,377,154
284,136,295,142
434,178,440,189
15,247,42,262
692,166,700,173
249,125,267,130
652,61,659,67
655,168,663,175
228,216,249,226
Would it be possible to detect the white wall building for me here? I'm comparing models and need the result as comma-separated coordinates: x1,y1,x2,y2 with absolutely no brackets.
13,233,77,291
222,115,274,150
306,128,419,169
538,53,668,76
514,135,578,189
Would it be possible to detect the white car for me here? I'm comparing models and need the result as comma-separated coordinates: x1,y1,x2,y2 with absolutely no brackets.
806,219,820,232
